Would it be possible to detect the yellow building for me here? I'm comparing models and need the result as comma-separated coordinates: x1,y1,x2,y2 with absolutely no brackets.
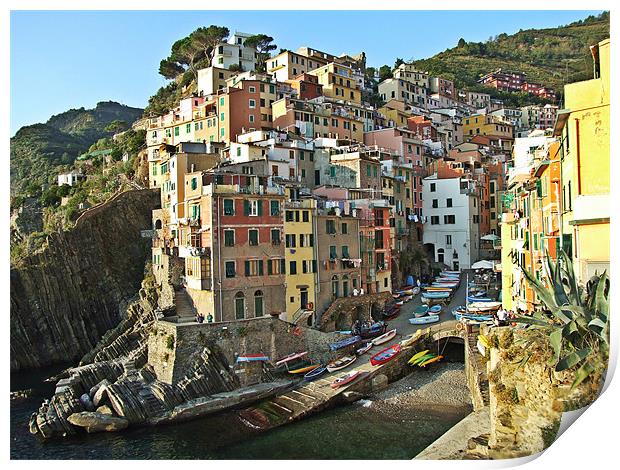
554,38,609,283
378,100,412,128
284,199,318,322
308,63,362,104
462,114,513,140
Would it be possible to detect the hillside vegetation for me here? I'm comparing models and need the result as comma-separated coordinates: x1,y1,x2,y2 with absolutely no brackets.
11,101,143,198
413,12,609,104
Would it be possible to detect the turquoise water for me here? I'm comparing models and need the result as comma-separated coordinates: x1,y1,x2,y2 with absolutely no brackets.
11,367,469,460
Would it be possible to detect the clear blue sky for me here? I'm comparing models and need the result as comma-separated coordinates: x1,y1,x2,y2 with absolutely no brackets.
10,10,602,134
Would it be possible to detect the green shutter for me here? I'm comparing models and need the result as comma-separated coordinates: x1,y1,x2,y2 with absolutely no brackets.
245,260,250,276
280,259,286,274
257,200,263,216
244,200,250,216
268,260,273,275
258,260,264,276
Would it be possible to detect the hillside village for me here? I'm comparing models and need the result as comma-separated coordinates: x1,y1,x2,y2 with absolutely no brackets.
101,29,609,324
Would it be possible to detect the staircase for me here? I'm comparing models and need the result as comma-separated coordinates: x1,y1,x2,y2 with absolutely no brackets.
174,288,198,323
467,329,490,407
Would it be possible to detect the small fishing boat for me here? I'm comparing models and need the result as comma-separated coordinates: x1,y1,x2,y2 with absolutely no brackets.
304,366,327,381
370,343,402,366
273,359,310,374
453,312,494,322
372,328,397,346
328,335,361,351
275,351,308,366
429,305,442,314
383,305,401,321
426,287,453,292
441,270,461,276
467,301,501,312
236,354,269,363
419,355,443,367
412,286,421,296
326,355,357,372
452,306,467,317
422,291,450,299
408,349,430,365
331,370,361,389
397,289,414,296
402,295,413,302
466,296,494,303
289,364,321,374
414,305,429,317
409,314,440,325
357,321,388,339
356,342,373,356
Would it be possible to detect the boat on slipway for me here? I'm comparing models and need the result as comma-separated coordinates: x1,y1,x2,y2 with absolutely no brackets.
370,344,401,366
409,314,440,325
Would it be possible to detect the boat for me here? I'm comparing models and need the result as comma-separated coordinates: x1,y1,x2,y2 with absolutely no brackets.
409,314,439,324
331,370,361,389
289,364,321,374
402,295,413,302
452,306,468,317
275,351,308,366
326,355,357,372
429,305,442,314
422,291,450,299
400,330,423,348
413,305,429,317
273,359,310,374
370,343,402,366
383,306,401,321
467,301,501,312
397,289,414,296
372,328,397,346
356,342,373,356
441,270,461,276
410,353,436,366
395,300,404,307
419,355,443,367
304,366,327,381
466,296,494,303
355,321,387,339
236,354,269,363
412,286,421,295
408,349,430,365
328,335,361,351
426,287,454,292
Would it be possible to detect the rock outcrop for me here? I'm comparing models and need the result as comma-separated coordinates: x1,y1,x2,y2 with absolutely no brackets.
10,189,160,371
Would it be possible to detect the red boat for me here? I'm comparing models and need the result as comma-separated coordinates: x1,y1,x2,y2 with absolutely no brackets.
331,370,361,389
370,343,402,366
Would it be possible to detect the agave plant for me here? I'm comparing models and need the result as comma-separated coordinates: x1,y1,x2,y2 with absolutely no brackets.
514,249,609,389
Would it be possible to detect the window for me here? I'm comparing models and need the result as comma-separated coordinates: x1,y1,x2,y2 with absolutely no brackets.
224,230,235,247
223,199,235,215
249,86,256,93
249,115,255,123
432,199,438,208
342,245,350,258
249,229,259,246
446,198,452,207
302,211,309,222
235,292,245,319
174,126,179,136
342,222,348,234
245,259,264,276
329,245,338,259
290,261,297,275
220,97,225,106
253,290,264,317
430,183,436,192
271,229,281,245
326,220,336,234
444,215,456,224
270,200,280,216
268,258,284,275
244,200,261,216
285,210,294,222
249,99,256,108
225,261,236,278
446,235,452,246
431,216,440,225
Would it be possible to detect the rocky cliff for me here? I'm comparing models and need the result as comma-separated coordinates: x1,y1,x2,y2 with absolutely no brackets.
10,189,160,371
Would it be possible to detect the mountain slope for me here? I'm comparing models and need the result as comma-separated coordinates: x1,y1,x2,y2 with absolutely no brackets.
10,101,143,196
414,12,610,100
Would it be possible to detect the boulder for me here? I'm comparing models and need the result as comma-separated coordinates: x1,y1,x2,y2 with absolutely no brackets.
96,405,114,415
67,412,129,434
79,393,95,411
92,380,111,407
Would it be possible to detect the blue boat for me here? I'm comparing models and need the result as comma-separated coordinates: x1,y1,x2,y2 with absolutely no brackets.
422,292,450,299
328,335,362,351
466,296,494,303
409,314,440,325
304,366,327,381
236,355,269,363
429,305,442,313
454,313,494,322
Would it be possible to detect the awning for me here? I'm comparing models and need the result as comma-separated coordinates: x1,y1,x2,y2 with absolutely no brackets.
481,234,500,242
471,260,495,269
553,109,571,136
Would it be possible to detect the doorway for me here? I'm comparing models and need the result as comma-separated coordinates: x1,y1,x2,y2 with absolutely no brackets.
300,288,308,309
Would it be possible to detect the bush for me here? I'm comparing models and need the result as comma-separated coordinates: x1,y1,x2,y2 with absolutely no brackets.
166,334,175,350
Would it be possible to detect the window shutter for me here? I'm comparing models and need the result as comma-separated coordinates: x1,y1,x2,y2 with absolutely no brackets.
258,260,264,276
268,260,273,275
245,260,250,276
257,200,263,216
280,259,286,274
243,200,250,216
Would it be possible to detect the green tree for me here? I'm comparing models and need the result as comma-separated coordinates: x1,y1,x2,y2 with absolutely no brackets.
394,57,405,68
378,65,392,81
159,58,184,79
244,34,277,73
190,26,230,66
458,38,466,48
104,120,128,134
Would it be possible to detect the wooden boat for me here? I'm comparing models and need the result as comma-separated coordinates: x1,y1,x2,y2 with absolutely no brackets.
419,355,443,367
356,321,387,339
409,314,440,325
304,366,327,381
426,287,453,292
275,351,308,366
395,300,404,306
326,355,357,372
372,328,397,346
467,301,501,312
289,364,321,374
414,305,429,317
466,296,494,303
400,329,423,348
328,335,361,351
236,354,269,363
370,343,402,366
422,291,450,299
331,370,361,389
273,359,310,374
356,342,373,356
408,349,430,365
452,306,468,317
429,305,442,314
410,353,436,366
397,289,414,296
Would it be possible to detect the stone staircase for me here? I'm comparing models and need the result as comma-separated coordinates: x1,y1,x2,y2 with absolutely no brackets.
467,330,490,406
174,288,197,323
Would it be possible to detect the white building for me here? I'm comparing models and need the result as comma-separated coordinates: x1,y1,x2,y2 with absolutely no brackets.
212,32,257,71
57,170,85,187
422,174,480,270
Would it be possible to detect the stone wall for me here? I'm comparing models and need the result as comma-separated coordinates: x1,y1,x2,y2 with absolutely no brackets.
10,189,160,371
319,292,391,332
148,317,345,386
